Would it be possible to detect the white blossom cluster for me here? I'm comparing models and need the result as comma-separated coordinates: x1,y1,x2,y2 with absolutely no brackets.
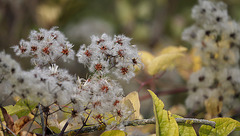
77,34,143,82
182,0,240,116
12,27,75,66
0,28,142,131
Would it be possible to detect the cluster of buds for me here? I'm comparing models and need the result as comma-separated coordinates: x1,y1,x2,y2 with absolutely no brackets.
182,0,240,117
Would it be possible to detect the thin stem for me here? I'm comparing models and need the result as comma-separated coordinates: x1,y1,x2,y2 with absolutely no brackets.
26,105,39,136
175,118,216,128
59,116,73,136
38,105,46,136
0,117,6,136
74,111,92,136
1,123,16,136
136,71,166,92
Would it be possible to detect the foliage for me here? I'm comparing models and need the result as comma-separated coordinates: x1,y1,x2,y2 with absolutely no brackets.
140,46,187,75
147,90,240,136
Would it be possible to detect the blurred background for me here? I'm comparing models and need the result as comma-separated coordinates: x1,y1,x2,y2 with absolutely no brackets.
1,0,240,123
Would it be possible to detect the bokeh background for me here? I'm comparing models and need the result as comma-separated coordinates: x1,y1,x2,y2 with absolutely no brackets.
1,0,240,123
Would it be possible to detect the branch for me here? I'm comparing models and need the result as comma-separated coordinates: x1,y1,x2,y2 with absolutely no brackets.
54,117,215,135
175,118,216,127
123,118,215,128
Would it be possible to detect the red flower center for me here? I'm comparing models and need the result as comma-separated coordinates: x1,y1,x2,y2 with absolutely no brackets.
84,50,91,57
95,63,103,71
62,48,69,55
121,67,128,75
42,47,50,55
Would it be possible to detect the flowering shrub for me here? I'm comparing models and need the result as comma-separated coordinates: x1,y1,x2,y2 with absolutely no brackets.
0,27,143,135
0,0,240,136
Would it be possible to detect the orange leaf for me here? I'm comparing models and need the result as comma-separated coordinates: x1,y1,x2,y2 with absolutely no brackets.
13,116,31,134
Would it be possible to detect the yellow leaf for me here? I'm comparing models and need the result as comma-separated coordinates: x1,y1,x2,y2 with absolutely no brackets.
148,90,179,136
172,114,197,136
148,53,184,75
147,46,187,75
139,51,155,67
235,121,240,131
178,123,197,136
121,91,141,120
199,118,240,136
160,46,187,55
100,130,126,136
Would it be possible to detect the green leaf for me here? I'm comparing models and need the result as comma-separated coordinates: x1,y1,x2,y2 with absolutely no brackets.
15,99,38,118
172,114,197,136
148,90,179,136
100,130,126,136
199,118,240,136
178,123,197,136
49,126,61,134
0,105,29,120
32,128,43,134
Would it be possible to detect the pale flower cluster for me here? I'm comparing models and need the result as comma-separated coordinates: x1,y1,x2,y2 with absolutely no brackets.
182,0,240,116
77,34,143,82
12,27,75,66
0,28,142,131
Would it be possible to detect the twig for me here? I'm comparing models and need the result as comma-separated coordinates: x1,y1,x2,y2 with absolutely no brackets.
123,118,215,128
54,117,215,135
123,118,155,126
1,123,16,136
38,105,46,136
136,71,166,92
26,104,39,136
74,111,92,136
59,116,72,136
175,118,216,128
0,117,6,136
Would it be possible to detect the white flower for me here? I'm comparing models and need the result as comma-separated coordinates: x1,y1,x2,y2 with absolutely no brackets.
49,64,59,75
76,34,142,82
12,27,75,66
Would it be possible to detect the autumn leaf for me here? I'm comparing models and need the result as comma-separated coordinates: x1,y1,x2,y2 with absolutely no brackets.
199,118,240,136
13,116,31,134
0,104,32,120
0,106,14,131
0,106,31,135
148,90,179,136
159,46,187,55
121,91,141,120
100,130,126,136
172,114,197,136
140,46,187,75
139,51,155,67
